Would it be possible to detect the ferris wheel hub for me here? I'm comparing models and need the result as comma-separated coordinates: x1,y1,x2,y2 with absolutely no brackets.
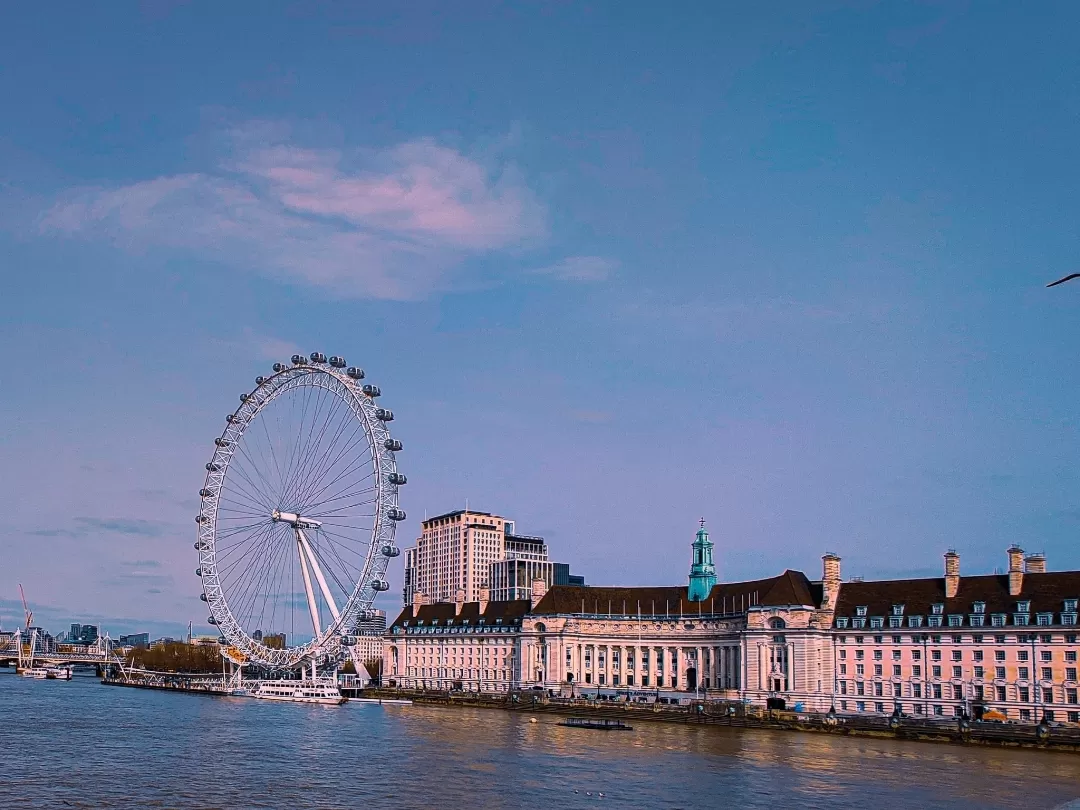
271,510,323,529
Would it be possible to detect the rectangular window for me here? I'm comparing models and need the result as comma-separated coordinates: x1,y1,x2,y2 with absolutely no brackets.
948,615,962,627
1042,667,1053,681
1068,689,1078,704
974,666,984,679
840,664,847,675
856,606,868,617
934,705,943,716
874,665,882,677
839,649,847,659
892,650,901,660
928,616,943,628
913,684,922,698
996,666,1006,679
953,666,962,678
836,617,849,629
932,650,942,661
953,684,963,700
1019,667,1030,680
874,682,883,697
1070,711,1080,723
857,682,865,696
973,650,984,662
874,650,883,661
840,681,848,695
951,650,962,662
1037,614,1053,626
889,617,902,628
932,666,942,678
997,686,1007,701
914,703,924,714
1018,650,1029,662
912,665,922,678
1044,688,1054,703
1068,668,1078,681
1014,614,1030,626
1020,687,1030,702
932,603,944,615
933,684,942,699
870,618,883,629
642,674,649,686
856,701,866,712
1021,709,1032,721
893,665,901,677
909,616,923,628
992,614,1006,627
856,664,865,676
1066,599,1079,613
1066,651,1077,663
1041,651,1053,662
856,650,865,660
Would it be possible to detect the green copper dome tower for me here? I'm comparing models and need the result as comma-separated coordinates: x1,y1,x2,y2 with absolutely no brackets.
688,518,716,602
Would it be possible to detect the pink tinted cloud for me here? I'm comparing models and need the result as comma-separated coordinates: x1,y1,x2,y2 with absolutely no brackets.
39,132,547,299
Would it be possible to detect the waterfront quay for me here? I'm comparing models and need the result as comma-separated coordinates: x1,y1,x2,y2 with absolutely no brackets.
359,687,1080,753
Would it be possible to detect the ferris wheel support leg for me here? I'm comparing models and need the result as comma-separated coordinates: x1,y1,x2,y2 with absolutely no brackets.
296,528,341,622
295,531,322,640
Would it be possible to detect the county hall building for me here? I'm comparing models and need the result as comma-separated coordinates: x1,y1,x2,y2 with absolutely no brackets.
384,519,1080,723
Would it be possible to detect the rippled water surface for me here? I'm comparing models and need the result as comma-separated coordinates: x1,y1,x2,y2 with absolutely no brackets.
2,672,1080,809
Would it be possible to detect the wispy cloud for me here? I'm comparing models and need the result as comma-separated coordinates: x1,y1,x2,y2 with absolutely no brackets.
530,255,618,282
28,517,170,539
38,126,547,300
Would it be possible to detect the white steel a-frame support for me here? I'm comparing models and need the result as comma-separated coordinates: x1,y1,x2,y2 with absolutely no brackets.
295,530,322,639
296,527,341,623
294,526,342,645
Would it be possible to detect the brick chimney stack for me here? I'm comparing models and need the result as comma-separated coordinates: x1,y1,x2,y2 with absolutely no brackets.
412,590,426,615
530,577,548,608
1007,546,1025,596
944,550,960,599
478,583,490,614
1025,553,1047,574
821,553,842,610
454,587,466,616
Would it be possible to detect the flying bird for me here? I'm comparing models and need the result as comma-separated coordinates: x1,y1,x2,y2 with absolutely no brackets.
1047,273,1080,288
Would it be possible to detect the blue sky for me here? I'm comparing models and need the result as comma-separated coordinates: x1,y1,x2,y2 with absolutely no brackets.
2,2,1079,637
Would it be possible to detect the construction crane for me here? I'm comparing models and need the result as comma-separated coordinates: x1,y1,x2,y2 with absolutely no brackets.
19,583,32,630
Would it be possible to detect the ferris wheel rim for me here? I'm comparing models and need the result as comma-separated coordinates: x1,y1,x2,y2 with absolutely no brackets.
195,360,402,669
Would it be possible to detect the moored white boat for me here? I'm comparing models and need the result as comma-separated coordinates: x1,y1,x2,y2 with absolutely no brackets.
249,679,345,705
46,666,73,680
18,667,50,679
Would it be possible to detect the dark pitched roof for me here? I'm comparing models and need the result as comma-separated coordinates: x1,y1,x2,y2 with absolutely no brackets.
532,569,820,616
835,572,1080,625
388,599,531,630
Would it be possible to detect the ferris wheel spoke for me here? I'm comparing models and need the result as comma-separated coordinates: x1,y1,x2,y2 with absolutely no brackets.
305,496,377,521
240,533,290,632
293,416,366,507
255,535,292,634
300,468,377,514
223,532,281,625
277,378,317,509
286,379,335,506
231,441,283,511
292,403,364,508
297,451,376,514
221,459,276,515
299,418,372,495
218,523,278,580
287,395,350,511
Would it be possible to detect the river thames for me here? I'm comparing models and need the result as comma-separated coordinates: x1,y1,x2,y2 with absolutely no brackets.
2,673,1079,809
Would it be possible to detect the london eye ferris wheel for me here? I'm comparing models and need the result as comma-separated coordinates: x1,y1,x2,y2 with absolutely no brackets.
194,353,406,670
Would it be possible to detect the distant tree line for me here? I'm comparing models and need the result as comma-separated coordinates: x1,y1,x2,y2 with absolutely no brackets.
129,642,222,673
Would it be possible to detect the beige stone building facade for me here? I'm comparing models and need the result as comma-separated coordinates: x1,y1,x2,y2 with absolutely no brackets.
386,525,1080,722
403,510,511,605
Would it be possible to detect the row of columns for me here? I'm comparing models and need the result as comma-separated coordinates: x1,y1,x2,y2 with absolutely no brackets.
522,639,742,690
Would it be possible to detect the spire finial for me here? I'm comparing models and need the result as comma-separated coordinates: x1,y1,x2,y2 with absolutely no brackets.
699,516,706,529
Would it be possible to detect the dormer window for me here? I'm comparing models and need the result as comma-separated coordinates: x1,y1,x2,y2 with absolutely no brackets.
836,617,850,629
870,617,883,629
1065,599,1078,613
856,606,868,617
1037,613,1053,626
892,604,905,616
908,615,924,628
931,603,944,615
1017,600,1031,613
991,614,1006,627
948,615,963,627
973,602,986,614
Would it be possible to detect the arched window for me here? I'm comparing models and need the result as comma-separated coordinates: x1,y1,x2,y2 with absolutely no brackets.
769,617,786,630
534,622,547,633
